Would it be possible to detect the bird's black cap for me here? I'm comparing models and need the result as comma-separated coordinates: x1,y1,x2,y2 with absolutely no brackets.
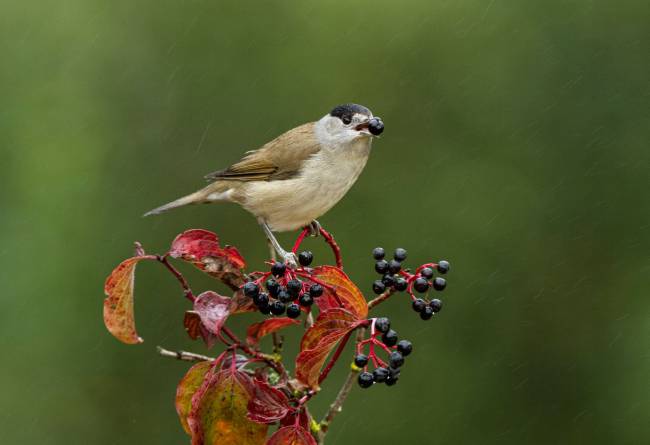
330,103,371,122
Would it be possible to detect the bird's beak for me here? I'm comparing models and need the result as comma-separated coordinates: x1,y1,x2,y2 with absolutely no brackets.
355,119,372,136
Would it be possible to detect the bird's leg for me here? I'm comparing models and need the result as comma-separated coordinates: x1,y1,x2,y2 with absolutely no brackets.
306,220,322,237
260,221,298,268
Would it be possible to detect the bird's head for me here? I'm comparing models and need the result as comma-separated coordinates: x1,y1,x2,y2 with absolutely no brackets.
317,103,384,147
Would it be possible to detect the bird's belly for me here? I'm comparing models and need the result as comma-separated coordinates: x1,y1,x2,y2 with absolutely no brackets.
239,151,369,231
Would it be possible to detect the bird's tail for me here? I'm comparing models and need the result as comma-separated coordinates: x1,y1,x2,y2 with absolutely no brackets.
143,190,210,217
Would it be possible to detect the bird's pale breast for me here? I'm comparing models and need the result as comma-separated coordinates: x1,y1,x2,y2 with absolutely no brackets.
237,138,371,231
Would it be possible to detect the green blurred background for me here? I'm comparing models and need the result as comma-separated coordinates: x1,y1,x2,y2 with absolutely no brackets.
1,0,648,443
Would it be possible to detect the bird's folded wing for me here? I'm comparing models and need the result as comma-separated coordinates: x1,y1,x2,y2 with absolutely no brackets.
204,122,319,182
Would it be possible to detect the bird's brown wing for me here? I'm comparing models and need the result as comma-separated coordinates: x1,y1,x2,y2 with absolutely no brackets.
204,122,320,182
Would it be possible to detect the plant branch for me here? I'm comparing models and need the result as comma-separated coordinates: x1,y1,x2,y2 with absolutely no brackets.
157,346,213,362
319,227,343,269
368,287,396,310
157,255,195,302
221,326,289,382
317,327,366,443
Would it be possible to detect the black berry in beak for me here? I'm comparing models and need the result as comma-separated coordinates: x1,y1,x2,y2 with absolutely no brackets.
368,117,384,136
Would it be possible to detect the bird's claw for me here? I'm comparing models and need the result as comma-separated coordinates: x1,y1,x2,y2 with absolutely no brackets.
307,220,321,237
283,252,298,269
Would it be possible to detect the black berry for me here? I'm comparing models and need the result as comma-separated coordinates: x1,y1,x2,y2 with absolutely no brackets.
397,340,413,356
373,367,389,383
420,306,433,320
437,260,450,274
265,279,280,297
394,278,408,291
375,260,389,275
258,302,271,315
243,282,260,298
368,117,384,136
412,298,426,312
299,293,314,307
358,372,374,388
298,251,313,267
309,284,324,298
382,274,395,287
385,375,399,386
253,293,269,307
271,262,286,277
389,351,404,368
354,354,369,367
414,277,430,293
382,329,398,346
388,259,401,274
277,290,293,304
286,279,302,297
421,267,434,279
372,247,385,260
286,303,301,319
373,280,386,295
430,298,442,313
375,317,391,333
270,300,286,315
433,277,447,291
393,248,407,262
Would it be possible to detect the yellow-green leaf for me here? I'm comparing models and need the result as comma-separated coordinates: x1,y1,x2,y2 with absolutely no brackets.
188,368,268,445
103,256,154,344
176,361,212,435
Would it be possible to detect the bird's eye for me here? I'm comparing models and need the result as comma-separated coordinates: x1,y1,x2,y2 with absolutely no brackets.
342,116,352,125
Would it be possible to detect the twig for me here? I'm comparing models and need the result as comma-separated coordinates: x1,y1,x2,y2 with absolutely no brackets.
221,326,289,382
267,239,284,354
291,228,310,253
319,227,343,269
157,346,213,362
367,288,396,309
305,311,315,328
157,255,195,302
317,327,366,443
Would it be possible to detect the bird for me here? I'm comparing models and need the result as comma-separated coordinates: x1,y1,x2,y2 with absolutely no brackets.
144,103,384,266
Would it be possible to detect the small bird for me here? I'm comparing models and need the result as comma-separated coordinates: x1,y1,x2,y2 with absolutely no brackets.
145,103,384,266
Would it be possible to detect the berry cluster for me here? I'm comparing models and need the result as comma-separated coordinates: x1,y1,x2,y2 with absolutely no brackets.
242,251,323,318
370,247,450,321
355,317,412,388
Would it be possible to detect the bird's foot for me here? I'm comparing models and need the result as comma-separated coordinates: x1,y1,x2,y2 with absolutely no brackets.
306,220,322,237
283,251,298,269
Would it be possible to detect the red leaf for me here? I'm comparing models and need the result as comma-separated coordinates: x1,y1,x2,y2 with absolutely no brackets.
169,229,246,289
176,361,212,435
280,408,311,430
295,308,363,390
194,291,231,336
184,311,203,341
103,256,155,344
247,318,300,347
247,380,292,424
266,426,317,445
229,289,257,315
311,266,368,319
184,310,218,348
188,366,268,445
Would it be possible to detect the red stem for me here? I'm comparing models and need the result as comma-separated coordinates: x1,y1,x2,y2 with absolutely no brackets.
319,330,353,384
158,255,195,302
319,227,343,269
291,228,310,254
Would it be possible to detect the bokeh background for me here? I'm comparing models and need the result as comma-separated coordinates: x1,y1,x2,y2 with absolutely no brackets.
1,1,648,443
